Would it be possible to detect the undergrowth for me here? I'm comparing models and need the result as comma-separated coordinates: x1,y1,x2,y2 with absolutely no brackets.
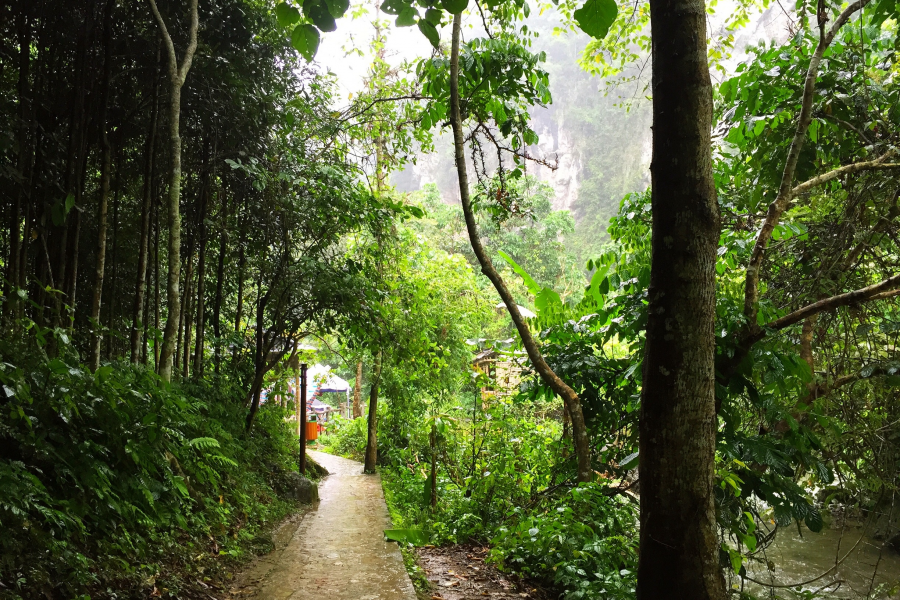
324,395,639,600
0,323,304,599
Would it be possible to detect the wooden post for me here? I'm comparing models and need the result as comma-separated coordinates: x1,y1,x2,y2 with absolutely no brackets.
295,371,302,437
299,362,307,474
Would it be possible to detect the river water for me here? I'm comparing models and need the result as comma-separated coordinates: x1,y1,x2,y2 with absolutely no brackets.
741,524,900,599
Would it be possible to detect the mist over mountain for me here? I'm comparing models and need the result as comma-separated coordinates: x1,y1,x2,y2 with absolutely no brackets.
391,21,653,263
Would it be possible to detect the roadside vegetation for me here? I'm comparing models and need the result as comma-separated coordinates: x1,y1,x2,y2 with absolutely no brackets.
2,0,899,598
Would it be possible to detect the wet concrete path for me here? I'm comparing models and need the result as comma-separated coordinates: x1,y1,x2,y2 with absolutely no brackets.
234,451,417,600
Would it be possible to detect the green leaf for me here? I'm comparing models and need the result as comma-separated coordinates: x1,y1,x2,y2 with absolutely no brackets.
805,506,823,532
396,6,417,26
440,0,468,13
424,7,442,24
418,19,440,46
324,0,349,18
380,0,407,15
305,0,337,32
497,250,540,295
385,528,428,545
291,24,321,60
276,2,302,27
573,0,617,39
95,365,114,383
619,451,639,470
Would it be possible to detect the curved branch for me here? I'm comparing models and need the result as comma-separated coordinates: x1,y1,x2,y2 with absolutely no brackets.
448,13,591,482
743,0,871,325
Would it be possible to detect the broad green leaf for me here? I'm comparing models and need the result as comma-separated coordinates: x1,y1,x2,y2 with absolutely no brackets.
291,24,321,60
305,0,337,32
396,7,417,26
424,7,442,25
573,0,617,39
380,0,407,15
324,0,349,18
441,0,468,13
418,20,440,47
276,2,302,27
534,287,561,311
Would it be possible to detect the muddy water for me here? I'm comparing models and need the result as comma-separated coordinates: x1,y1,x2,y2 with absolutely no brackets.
743,525,900,598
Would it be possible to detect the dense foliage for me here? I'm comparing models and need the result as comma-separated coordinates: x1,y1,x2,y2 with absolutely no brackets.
0,317,304,598
2,0,900,597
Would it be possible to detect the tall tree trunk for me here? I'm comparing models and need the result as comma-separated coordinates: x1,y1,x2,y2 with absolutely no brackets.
181,241,194,379
299,362,308,474
153,194,161,369
636,0,726,595
234,217,246,332
447,14,592,482
89,0,115,371
363,349,382,473
105,148,122,360
193,153,212,376
149,0,199,382
353,359,363,418
213,190,229,374
7,4,31,322
131,48,160,362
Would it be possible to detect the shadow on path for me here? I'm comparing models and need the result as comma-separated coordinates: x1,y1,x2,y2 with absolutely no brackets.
232,451,416,600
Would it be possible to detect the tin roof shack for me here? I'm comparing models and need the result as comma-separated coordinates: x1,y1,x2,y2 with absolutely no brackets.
472,349,524,406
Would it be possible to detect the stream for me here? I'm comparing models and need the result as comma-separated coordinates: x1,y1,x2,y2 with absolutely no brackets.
742,524,900,599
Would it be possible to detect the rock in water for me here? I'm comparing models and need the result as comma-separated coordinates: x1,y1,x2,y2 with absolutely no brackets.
283,472,318,503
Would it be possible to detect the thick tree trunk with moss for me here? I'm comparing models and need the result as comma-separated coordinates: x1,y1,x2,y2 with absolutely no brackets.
636,0,726,597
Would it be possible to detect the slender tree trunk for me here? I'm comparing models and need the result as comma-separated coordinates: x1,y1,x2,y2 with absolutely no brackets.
363,349,383,473
353,359,363,418
7,5,31,322
89,0,115,371
447,14,591,482
235,222,246,332
105,149,122,360
430,422,437,509
193,172,212,376
636,0,726,595
213,191,229,374
181,242,194,379
153,194,161,369
149,0,199,383
299,362,308,473
131,48,160,362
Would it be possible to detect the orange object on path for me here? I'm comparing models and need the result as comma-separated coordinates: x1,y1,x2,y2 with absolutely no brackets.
305,421,318,441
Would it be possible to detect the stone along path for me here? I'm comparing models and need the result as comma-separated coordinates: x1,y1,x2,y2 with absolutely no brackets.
233,450,417,600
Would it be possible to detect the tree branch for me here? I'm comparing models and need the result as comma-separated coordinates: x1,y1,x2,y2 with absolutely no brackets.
146,0,177,79
791,152,899,197
743,0,871,325
767,274,900,332
448,13,591,482
177,0,199,85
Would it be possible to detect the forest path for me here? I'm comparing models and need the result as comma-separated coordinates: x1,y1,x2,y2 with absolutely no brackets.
232,450,417,600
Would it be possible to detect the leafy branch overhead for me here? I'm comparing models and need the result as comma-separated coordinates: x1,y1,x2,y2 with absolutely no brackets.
277,0,618,60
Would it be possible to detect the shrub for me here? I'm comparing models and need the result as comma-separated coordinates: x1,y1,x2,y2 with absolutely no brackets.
0,325,301,598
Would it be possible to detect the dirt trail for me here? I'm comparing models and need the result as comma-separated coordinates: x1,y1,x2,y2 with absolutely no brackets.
231,451,417,600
